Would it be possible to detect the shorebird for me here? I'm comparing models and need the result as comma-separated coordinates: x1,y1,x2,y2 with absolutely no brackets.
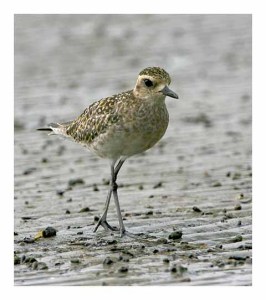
38,67,179,237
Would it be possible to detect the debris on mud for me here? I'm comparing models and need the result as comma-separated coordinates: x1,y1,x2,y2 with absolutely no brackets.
118,266,129,273
192,206,202,213
79,207,90,213
68,178,85,187
103,257,114,265
168,231,183,240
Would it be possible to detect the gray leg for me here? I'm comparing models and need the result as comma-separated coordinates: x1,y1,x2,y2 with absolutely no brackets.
93,186,118,232
111,159,127,236
93,159,126,233
112,186,126,236
94,158,144,238
93,160,118,233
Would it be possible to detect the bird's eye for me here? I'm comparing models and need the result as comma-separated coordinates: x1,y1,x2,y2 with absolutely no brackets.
144,79,153,87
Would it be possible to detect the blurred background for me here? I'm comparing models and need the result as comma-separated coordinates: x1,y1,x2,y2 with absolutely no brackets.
14,15,251,285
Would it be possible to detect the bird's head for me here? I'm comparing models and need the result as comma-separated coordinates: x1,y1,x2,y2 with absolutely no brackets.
133,67,179,100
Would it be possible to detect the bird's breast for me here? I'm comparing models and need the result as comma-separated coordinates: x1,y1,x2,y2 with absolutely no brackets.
88,100,169,159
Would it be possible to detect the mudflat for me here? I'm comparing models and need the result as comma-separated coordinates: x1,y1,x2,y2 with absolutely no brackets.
14,14,251,285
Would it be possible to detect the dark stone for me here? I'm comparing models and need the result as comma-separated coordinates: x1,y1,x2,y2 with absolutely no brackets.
42,226,57,238
153,182,163,189
68,178,85,187
79,207,90,213
168,231,183,240
193,206,202,213
118,266,128,273
103,257,114,265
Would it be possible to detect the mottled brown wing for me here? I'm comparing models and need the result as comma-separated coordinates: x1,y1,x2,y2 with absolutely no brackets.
65,96,119,144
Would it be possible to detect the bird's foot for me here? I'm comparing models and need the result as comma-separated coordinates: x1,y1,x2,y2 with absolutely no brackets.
93,218,119,233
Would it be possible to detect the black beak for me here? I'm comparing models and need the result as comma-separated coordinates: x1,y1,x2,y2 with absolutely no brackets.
160,86,179,99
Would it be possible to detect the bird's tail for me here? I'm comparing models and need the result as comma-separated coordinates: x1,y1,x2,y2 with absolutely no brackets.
37,122,66,136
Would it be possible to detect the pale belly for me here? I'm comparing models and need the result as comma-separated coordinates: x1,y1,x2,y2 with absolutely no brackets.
89,104,169,159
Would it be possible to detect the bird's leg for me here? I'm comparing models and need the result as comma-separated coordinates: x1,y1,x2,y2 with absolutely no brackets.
93,160,119,233
93,186,118,232
94,158,129,236
112,159,127,237
113,159,147,239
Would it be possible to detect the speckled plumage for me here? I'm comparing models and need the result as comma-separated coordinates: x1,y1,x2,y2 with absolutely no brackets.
48,67,178,160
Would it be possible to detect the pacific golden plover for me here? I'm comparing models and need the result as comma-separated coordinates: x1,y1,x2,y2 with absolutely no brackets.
38,67,179,237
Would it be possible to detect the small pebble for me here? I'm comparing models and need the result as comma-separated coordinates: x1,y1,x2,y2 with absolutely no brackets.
79,207,90,213
68,178,85,187
234,204,242,210
92,184,99,191
171,266,177,273
238,244,252,250
168,231,183,240
145,210,153,216
65,209,71,214
229,255,247,261
23,167,36,175
107,239,117,245
212,181,222,187
230,235,243,243
192,206,202,213
103,257,114,265
153,182,163,189
118,266,128,273
42,226,56,238
56,189,65,196
71,259,80,264
163,258,170,264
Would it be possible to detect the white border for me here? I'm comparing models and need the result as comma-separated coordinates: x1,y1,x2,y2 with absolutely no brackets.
2,0,264,298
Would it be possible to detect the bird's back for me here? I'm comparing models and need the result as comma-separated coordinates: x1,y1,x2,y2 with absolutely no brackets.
51,89,169,159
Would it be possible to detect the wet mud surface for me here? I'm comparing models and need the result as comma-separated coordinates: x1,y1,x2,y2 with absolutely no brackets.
14,15,251,285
